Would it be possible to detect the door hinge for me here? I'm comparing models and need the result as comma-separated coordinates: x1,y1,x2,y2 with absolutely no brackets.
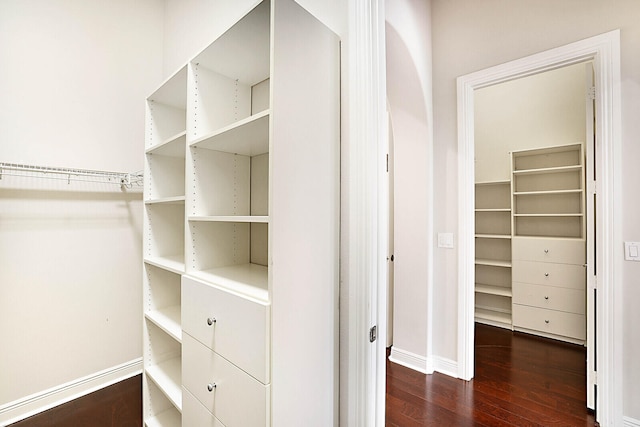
386,154,389,172
587,86,596,100
369,325,377,343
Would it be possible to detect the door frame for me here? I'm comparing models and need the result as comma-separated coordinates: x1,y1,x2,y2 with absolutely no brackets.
456,30,623,426
341,0,387,425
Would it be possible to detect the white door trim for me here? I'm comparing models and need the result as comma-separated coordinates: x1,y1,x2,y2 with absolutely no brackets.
342,0,387,425
456,30,623,426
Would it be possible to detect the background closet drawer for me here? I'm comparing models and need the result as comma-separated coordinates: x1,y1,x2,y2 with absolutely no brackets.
513,304,585,340
512,237,585,264
512,260,585,289
183,388,225,427
182,275,270,383
183,333,269,427
512,282,585,314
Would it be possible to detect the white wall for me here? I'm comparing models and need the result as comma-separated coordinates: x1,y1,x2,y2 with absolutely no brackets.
0,0,163,420
475,63,587,182
385,0,434,371
430,0,640,420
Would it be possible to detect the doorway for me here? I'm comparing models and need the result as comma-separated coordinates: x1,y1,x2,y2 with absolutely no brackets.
456,30,623,425
473,61,595,409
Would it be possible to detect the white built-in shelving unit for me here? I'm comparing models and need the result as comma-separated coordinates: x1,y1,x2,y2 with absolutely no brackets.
143,63,187,426
511,143,586,344
143,1,340,425
474,180,513,329
474,143,587,343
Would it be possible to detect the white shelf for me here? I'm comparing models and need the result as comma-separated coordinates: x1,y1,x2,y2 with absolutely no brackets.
191,110,270,156
146,358,182,412
475,234,511,239
514,213,583,217
145,407,182,427
475,258,511,268
148,66,188,109
513,235,586,242
188,263,269,302
192,1,270,86
514,189,582,196
511,142,582,156
146,196,186,205
144,256,185,275
513,165,582,176
475,308,512,328
145,306,182,343
188,215,268,223
475,283,512,297
475,208,511,212
146,131,187,156
475,180,510,186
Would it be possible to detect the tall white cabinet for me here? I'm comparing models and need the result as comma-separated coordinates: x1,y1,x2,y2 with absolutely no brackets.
143,1,340,425
511,144,586,344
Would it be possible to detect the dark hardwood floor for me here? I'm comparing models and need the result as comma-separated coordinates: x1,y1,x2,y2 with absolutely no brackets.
387,323,596,426
8,375,141,427
10,324,595,426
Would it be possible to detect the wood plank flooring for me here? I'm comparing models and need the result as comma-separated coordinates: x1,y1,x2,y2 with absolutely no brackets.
386,323,597,426
9,324,595,426
8,375,141,427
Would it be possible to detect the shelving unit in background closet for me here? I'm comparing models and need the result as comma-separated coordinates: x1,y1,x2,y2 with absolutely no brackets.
474,180,513,329
143,0,340,425
511,143,587,344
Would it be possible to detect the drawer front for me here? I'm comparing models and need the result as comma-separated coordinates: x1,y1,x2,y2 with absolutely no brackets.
512,260,585,289
513,304,585,341
513,282,585,314
183,333,269,427
183,388,226,427
512,237,585,264
182,275,270,383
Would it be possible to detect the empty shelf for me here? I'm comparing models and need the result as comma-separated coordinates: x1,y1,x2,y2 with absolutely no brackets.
145,306,182,343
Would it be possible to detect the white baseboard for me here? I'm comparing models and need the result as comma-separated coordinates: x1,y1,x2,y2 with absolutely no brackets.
431,355,459,378
388,347,460,379
389,347,433,374
0,358,143,426
625,415,640,427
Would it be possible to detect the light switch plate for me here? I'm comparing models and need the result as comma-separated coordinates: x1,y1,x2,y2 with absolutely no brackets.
624,242,640,261
438,233,454,249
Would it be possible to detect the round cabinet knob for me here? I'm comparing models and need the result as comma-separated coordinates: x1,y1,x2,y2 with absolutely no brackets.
544,320,550,324
544,296,549,300
207,317,216,326
544,249,549,254
544,273,549,277
207,383,217,392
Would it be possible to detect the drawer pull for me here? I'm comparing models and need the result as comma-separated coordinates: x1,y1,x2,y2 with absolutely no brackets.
207,317,217,326
207,383,217,392
544,319,550,324
544,249,549,254
544,296,549,300
544,273,549,277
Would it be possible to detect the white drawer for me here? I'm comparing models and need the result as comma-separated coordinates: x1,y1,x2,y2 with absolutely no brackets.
513,304,585,341
513,282,585,314
512,237,585,264
183,333,269,427
183,388,225,427
182,275,270,383
512,260,585,289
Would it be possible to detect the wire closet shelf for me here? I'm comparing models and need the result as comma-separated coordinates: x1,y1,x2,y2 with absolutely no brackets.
0,162,143,189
